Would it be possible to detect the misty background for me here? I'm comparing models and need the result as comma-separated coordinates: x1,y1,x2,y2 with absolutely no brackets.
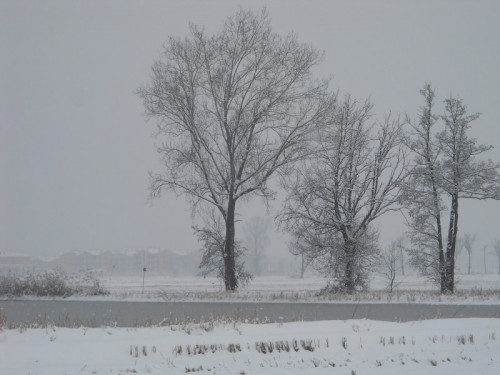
1,0,500,275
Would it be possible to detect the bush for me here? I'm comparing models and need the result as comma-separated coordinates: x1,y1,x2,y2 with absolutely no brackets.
0,270,109,297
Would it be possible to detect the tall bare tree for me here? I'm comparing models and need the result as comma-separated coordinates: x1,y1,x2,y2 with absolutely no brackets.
138,9,333,290
279,96,407,293
439,96,500,292
379,240,403,292
461,233,476,275
404,84,500,293
402,84,447,290
397,236,406,276
483,244,488,274
289,232,313,278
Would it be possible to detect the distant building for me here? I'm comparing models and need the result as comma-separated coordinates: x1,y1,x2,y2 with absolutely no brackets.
0,249,201,276
0,252,42,274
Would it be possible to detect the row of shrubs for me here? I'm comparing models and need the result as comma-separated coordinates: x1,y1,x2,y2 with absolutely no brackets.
0,270,109,297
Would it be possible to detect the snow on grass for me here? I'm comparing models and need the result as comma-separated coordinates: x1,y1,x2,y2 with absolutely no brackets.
2,274,499,304
1,318,498,374
96,274,500,304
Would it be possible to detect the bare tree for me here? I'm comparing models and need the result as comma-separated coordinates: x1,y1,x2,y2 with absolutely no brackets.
492,240,500,275
279,96,407,293
379,240,403,292
461,233,476,275
243,216,270,276
402,84,447,290
483,244,488,274
289,232,313,278
138,9,333,290
439,95,500,292
395,235,406,276
403,84,500,293
194,209,252,286
298,252,310,279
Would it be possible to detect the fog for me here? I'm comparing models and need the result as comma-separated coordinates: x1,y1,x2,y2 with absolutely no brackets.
1,0,499,275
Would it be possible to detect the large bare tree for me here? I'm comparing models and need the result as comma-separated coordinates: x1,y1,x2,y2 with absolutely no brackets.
404,84,500,293
402,84,447,290
438,96,500,292
138,9,332,290
279,96,407,293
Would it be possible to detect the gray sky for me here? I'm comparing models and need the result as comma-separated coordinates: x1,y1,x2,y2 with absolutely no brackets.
1,0,499,259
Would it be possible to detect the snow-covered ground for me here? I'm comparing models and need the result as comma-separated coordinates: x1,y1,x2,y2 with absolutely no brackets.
2,318,498,374
2,276,499,373
99,274,500,304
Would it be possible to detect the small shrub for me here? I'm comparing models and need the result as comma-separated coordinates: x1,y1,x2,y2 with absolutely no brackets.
276,340,290,352
256,341,267,354
341,337,348,350
0,270,109,297
228,343,241,353
300,339,314,352
0,271,74,297
185,365,203,373
173,345,182,356
266,341,274,353
73,270,110,296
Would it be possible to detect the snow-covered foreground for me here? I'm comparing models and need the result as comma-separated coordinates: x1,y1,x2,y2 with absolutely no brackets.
2,318,498,374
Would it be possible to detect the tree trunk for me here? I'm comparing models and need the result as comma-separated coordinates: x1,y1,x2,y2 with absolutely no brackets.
253,241,261,276
223,199,238,291
344,240,355,294
439,250,446,294
344,257,354,293
300,254,306,279
444,194,459,294
429,171,446,293
399,246,405,276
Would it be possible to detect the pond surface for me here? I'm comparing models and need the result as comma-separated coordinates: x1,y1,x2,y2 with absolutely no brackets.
1,300,499,327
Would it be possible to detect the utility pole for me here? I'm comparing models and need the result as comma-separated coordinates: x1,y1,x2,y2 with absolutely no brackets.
142,250,146,294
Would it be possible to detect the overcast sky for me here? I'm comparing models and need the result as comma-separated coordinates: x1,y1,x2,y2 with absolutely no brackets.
1,0,499,260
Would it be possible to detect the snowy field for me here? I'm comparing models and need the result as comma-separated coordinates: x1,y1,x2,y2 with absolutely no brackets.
99,274,500,304
2,318,499,374
2,276,499,373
